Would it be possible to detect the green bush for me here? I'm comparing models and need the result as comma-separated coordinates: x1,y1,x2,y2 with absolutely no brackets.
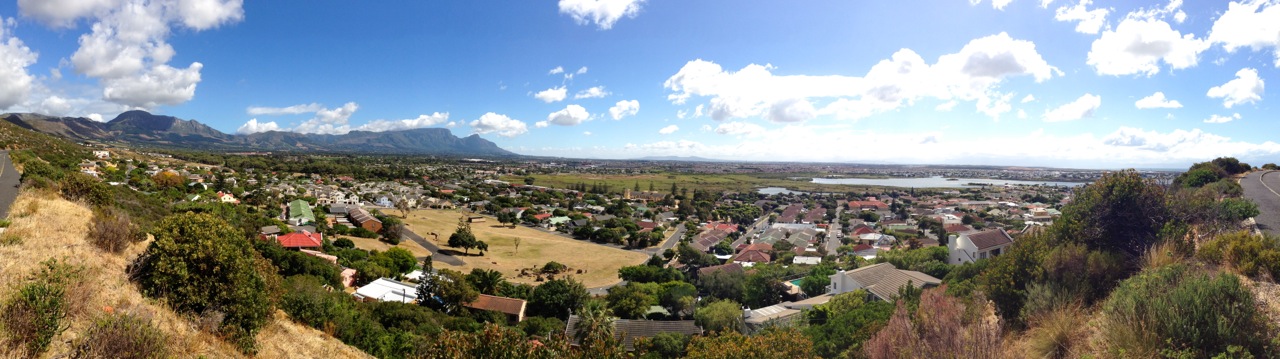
519,316,565,338
135,212,274,354
59,172,111,208
541,261,568,274
89,208,142,253
334,237,355,248
1,259,81,357
1198,231,1280,279
71,313,169,359
1101,264,1273,357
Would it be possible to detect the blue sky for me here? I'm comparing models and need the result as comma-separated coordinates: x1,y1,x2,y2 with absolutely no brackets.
1,0,1279,168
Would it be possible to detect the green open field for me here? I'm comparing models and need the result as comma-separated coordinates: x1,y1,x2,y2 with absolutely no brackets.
505,172,890,195
401,208,649,288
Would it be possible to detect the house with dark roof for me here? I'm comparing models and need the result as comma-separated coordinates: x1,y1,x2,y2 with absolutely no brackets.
564,316,703,351
947,228,1014,264
464,294,527,324
731,243,772,265
348,207,383,233
829,262,941,302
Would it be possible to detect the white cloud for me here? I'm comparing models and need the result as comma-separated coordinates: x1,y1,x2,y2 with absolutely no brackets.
1135,91,1183,109
86,113,104,122
293,102,358,134
623,140,704,152
1207,67,1264,108
534,86,567,103
537,104,591,127
609,99,639,120
1017,109,1028,119
1204,113,1241,124
976,92,1014,120
576,66,588,74
1209,0,1280,66
1054,0,1110,34
548,66,564,75
1087,16,1209,76
574,86,610,99
37,0,245,109
971,0,1014,10
356,112,450,132
470,112,528,137
936,101,958,111
666,32,1058,122
714,121,767,137
236,118,279,134
1043,93,1101,122
1021,94,1035,103
658,124,679,135
583,131,591,136
0,18,37,110
247,103,324,115
558,0,644,30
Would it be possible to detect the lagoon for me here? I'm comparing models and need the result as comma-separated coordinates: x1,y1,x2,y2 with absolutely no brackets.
810,176,1085,188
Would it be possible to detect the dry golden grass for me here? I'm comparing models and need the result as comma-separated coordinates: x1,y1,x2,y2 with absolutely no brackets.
403,208,649,288
0,190,370,359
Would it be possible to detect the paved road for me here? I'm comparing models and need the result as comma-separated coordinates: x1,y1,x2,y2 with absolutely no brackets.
1243,171,1280,235
642,226,686,256
402,228,467,266
0,151,19,219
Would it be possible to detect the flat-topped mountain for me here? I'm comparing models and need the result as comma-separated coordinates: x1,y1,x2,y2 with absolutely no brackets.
2,111,516,157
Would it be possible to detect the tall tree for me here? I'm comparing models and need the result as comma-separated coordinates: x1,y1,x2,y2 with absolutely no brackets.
467,268,506,295
417,268,478,313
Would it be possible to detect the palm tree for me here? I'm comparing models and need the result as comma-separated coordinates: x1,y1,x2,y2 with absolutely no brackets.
467,268,505,295
574,299,616,345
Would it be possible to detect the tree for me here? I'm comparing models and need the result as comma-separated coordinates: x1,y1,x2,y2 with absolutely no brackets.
466,268,506,295
694,300,744,334
334,237,355,248
803,290,895,357
417,268,477,313
659,281,698,319
135,212,273,353
377,247,417,274
395,198,411,218
381,223,405,245
448,215,486,255
524,177,536,185
685,328,818,359
497,212,518,228
1051,170,1168,259
798,274,829,297
529,277,589,319
574,299,617,345
606,283,659,319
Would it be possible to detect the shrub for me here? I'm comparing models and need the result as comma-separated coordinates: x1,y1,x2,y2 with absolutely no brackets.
71,313,169,359
59,172,111,207
519,316,565,338
863,286,1002,359
634,332,691,359
1022,304,1089,359
89,208,141,253
1,259,81,357
1198,231,1280,280
1100,264,1272,357
334,237,355,248
134,212,274,354
542,261,568,274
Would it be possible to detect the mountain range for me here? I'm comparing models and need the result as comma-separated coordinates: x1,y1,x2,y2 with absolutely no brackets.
1,111,516,157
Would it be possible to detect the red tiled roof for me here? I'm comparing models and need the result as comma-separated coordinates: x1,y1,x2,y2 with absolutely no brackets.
533,213,552,220
277,230,323,248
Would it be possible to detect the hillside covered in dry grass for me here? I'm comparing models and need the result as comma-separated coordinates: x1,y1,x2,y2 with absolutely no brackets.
0,189,370,358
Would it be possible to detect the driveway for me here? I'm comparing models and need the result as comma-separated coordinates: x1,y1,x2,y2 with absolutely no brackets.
0,151,19,219
402,227,466,266
1243,171,1280,235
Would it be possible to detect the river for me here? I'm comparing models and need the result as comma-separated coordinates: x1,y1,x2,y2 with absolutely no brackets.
809,176,1085,188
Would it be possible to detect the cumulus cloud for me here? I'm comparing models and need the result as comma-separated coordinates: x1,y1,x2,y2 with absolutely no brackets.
470,112,528,137
28,0,245,109
1204,113,1241,124
548,66,564,75
356,112,450,132
293,102,359,134
658,124,678,135
1087,16,1208,76
1208,0,1280,66
936,101,958,111
247,103,324,115
576,66,588,74
236,118,280,134
574,86,609,99
1043,93,1101,122
558,0,644,30
665,32,1059,122
534,86,567,103
1054,0,1110,34
537,104,591,127
0,18,37,110
970,0,1014,10
609,99,639,120
714,121,767,137
1021,94,1035,103
624,140,704,152
1134,91,1182,109
1207,68,1264,108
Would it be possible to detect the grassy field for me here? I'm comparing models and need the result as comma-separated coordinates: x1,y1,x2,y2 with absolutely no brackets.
505,172,891,195
401,208,649,288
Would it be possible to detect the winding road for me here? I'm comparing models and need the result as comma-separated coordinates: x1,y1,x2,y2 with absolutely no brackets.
1243,171,1280,235
0,151,20,219
401,228,467,266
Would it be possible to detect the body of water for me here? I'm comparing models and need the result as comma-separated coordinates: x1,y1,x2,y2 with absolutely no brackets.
810,176,1085,188
758,187,805,195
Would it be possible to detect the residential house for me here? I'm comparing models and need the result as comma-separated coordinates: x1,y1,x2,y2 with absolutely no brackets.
349,207,383,233
216,191,239,204
744,294,833,332
92,150,110,159
829,263,941,302
288,199,315,226
947,228,1014,265
565,316,703,351
276,230,324,250
353,278,418,303
463,294,527,324
731,243,772,266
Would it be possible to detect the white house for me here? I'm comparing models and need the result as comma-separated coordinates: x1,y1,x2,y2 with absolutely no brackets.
353,278,418,303
947,228,1014,265
92,150,110,159
829,263,941,302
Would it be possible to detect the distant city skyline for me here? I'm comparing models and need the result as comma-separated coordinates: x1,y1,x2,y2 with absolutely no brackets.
0,0,1278,168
